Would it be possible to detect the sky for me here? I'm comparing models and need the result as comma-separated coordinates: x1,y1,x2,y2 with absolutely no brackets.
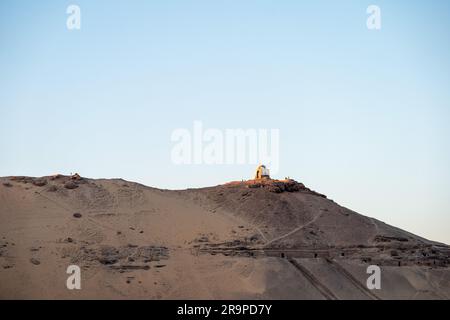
1,1,449,244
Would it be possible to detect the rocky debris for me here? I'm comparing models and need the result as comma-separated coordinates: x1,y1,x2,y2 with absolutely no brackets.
9,176,34,184
46,185,58,192
9,176,48,187
249,234,262,243
374,235,409,243
265,180,305,193
390,250,399,257
64,181,79,190
99,257,118,265
197,236,261,250
226,178,327,197
69,245,169,271
0,240,7,257
32,178,47,187
7,176,54,188
30,258,41,265
2,182,12,187
8,174,88,190
192,233,223,244
49,174,63,181
110,265,151,272
196,236,209,243
137,245,170,262
73,213,82,218
70,174,88,186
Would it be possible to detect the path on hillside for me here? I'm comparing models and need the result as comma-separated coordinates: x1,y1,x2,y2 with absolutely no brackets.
263,211,324,247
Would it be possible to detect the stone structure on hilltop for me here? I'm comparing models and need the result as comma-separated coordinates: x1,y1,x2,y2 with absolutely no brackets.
254,165,271,180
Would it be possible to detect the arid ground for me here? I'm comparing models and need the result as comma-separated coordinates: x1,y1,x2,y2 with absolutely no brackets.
1,175,449,299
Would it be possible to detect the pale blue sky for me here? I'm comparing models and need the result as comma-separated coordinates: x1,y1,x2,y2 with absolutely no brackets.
1,1,449,244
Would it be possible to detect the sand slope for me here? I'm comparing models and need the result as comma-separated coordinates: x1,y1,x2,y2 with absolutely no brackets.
0,175,449,299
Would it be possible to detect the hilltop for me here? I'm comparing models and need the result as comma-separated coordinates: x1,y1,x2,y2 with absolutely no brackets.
0,174,449,299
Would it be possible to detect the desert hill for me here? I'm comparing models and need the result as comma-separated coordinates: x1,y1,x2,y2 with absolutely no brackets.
0,174,449,299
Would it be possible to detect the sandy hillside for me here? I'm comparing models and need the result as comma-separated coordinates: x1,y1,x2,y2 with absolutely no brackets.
0,175,449,299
